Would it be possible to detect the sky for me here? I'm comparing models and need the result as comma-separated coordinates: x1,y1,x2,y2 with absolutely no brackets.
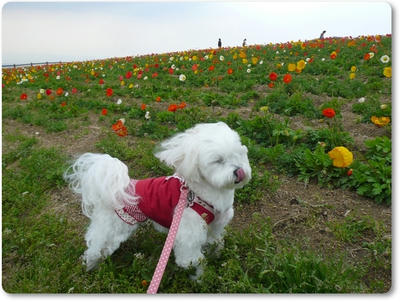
1,1,393,65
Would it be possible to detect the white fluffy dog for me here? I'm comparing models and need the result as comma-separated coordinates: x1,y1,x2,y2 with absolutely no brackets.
64,122,251,277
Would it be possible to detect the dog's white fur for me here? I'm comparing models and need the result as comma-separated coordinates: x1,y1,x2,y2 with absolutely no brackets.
64,122,251,277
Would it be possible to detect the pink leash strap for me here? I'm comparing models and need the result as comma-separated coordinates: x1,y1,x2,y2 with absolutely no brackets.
147,188,188,294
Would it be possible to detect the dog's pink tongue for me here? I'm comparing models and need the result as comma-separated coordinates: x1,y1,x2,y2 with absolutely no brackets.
236,168,245,182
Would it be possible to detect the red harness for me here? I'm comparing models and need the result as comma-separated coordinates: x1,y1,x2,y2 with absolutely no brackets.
115,176,215,228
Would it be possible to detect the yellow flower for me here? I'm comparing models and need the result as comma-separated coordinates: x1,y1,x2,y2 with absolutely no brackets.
260,106,269,112
120,80,125,86
233,53,238,60
288,63,296,72
371,116,390,127
350,66,357,72
328,147,353,168
383,67,391,78
251,57,259,65
349,73,356,80
242,58,248,64
239,51,246,59
37,93,42,100
192,55,198,61
128,83,134,89
296,60,306,70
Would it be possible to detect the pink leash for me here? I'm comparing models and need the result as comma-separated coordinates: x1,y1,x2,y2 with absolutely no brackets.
146,187,188,294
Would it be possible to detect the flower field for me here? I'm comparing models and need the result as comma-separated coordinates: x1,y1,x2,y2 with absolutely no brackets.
2,34,391,293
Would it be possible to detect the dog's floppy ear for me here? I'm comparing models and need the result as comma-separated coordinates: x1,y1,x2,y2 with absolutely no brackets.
154,128,200,182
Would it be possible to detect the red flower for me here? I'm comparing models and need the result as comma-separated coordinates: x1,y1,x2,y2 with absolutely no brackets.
46,89,52,95
71,87,78,94
99,79,105,85
322,108,336,118
141,104,147,111
56,87,64,96
283,74,292,84
168,104,178,112
269,72,278,81
364,53,370,61
101,108,108,115
268,82,275,88
192,64,198,71
155,96,161,102
106,88,113,97
61,101,67,107
125,71,132,79
168,68,174,74
20,93,28,100
152,72,158,78
208,65,215,71
227,68,233,75
119,75,124,81
347,169,353,176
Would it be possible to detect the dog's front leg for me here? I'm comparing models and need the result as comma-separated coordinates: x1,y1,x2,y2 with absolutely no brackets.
173,208,208,279
206,207,234,252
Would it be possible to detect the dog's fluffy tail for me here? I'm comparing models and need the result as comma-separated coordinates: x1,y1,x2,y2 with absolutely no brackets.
64,153,137,217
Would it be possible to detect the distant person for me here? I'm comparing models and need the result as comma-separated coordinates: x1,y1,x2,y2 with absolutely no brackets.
320,30,326,39
218,38,222,48
242,38,247,47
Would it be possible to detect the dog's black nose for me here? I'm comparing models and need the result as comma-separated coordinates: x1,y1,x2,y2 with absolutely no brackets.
234,168,245,183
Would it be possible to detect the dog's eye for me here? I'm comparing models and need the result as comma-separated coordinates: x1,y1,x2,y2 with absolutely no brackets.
213,157,224,164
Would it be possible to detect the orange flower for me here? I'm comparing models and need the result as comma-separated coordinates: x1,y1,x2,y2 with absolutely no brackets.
364,53,370,61
155,96,161,102
322,108,336,118
61,101,67,107
141,104,147,111
168,104,178,112
141,280,148,287
178,101,187,109
111,120,128,137
268,82,275,88
283,74,292,84
56,87,64,96
330,51,337,59
227,68,233,75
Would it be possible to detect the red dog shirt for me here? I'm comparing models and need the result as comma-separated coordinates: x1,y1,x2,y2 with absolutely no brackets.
115,176,214,228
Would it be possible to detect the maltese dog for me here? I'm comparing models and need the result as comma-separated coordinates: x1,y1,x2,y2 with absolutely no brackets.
64,122,251,277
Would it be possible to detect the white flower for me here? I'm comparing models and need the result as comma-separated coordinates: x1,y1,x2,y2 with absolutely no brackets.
259,60,263,65
380,55,390,64
179,74,186,81
247,69,251,73
321,58,326,62
219,55,225,61
116,98,122,105
368,52,375,59
171,64,176,70
204,55,209,60
73,65,78,69
169,56,174,61
56,75,60,80
247,64,251,68
64,92,69,97
358,97,366,103
40,89,45,94
143,76,148,80
119,118,126,124
145,111,151,120
380,104,388,110
306,58,311,62
276,51,279,54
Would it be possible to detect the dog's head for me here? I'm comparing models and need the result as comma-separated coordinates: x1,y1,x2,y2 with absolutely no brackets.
155,122,251,189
